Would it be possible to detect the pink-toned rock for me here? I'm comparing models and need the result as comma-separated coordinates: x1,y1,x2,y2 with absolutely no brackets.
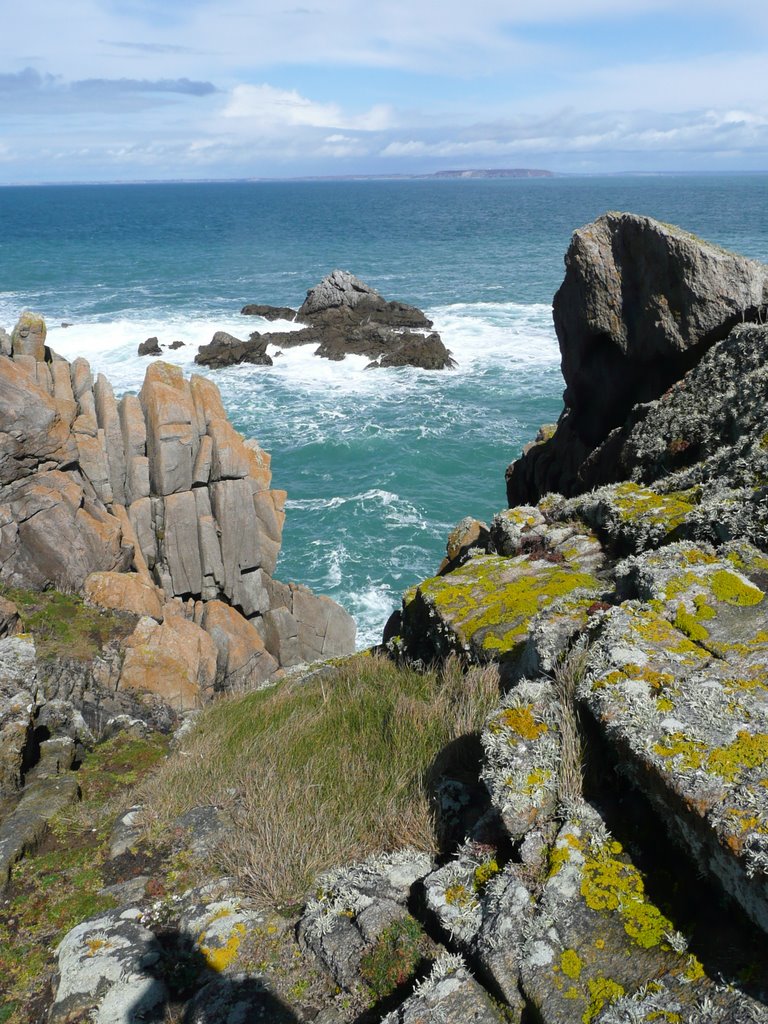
84,571,163,620
119,614,217,710
11,311,46,361
139,362,199,496
200,600,279,691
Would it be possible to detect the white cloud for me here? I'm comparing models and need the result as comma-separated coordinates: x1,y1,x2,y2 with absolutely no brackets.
223,84,394,131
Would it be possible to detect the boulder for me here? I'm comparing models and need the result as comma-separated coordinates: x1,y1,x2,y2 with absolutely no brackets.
138,335,162,356
0,635,39,798
507,214,768,504
48,909,168,1024
84,571,164,620
194,331,273,369
380,955,507,1024
368,331,456,370
139,361,199,496
119,614,217,710
10,311,47,361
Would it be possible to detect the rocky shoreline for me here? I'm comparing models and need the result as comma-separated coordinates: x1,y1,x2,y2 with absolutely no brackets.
2,213,768,1023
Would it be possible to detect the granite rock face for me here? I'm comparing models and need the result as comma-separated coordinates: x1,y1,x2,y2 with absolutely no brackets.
0,318,355,729
507,213,768,504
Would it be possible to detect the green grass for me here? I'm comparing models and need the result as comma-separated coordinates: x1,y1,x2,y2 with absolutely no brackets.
0,731,170,1024
359,915,431,1001
137,653,500,908
0,584,136,661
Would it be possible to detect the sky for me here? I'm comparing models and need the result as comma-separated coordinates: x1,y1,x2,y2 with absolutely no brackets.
1,0,767,182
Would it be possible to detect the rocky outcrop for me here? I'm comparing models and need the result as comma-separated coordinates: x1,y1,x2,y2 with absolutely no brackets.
0,319,355,747
194,330,273,369
233,270,455,370
137,336,162,356
507,213,768,504
241,303,297,320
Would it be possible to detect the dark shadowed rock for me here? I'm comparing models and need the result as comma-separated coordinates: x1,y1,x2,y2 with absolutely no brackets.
138,336,162,357
168,340,185,350
368,331,456,370
241,303,297,321
194,330,273,369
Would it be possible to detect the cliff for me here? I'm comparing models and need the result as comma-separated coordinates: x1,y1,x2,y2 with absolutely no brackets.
2,214,768,1024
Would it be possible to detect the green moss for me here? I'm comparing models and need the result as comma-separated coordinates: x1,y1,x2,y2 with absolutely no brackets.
359,915,429,1002
0,584,136,662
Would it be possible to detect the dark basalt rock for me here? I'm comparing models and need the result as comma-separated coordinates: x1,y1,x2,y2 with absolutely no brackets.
168,340,185,350
138,336,162,357
240,304,297,321
369,331,456,370
194,330,273,369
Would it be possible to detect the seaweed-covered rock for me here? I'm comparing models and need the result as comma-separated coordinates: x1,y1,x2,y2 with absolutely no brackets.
194,330,273,369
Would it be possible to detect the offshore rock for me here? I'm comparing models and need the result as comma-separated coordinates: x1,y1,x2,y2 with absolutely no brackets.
240,303,297,321
298,269,431,329
137,336,162,356
194,330,273,369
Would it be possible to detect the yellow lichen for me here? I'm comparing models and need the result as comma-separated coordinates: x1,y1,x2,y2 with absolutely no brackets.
710,569,764,607
560,948,583,980
496,706,548,741
473,859,500,891
583,976,625,1023
707,731,768,781
199,923,246,972
445,883,474,908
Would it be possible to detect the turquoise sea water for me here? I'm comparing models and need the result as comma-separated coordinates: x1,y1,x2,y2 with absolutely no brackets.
1,175,767,645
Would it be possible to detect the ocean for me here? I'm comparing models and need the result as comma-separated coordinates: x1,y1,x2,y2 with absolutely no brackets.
1,174,766,646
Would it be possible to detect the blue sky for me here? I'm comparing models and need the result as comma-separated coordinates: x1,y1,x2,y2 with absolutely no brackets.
1,0,767,181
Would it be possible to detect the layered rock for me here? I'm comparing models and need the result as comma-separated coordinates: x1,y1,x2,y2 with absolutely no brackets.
0,317,355,738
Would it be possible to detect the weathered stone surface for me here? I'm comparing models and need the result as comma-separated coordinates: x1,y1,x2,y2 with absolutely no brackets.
184,977,298,1024
298,269,432,330
84,571,163,620
119,614,217,710
241,303,297,320
163,490,204,597
400,552,601,669
292,588,356,661
200,600,279,691
0,356,78,483
0,771,80,889
519,810,704,1024
10,311,47,360
480,680,561,840
262,606,302,667
507,215,768,505
94,374,127,505
555,213,768,448
0,635,38,798
368,331,456,370
194,330,273,369
0,328,10,357
380,955,506,1024
139,361,198,496
299,849,432,989
127,496,156,569
0,469,131,591
138,335,162,356
582,547,768,934
0,595,20,638
49,909,168,1024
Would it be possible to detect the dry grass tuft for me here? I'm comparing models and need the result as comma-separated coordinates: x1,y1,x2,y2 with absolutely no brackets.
136,653,499,909
552,644,589,806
